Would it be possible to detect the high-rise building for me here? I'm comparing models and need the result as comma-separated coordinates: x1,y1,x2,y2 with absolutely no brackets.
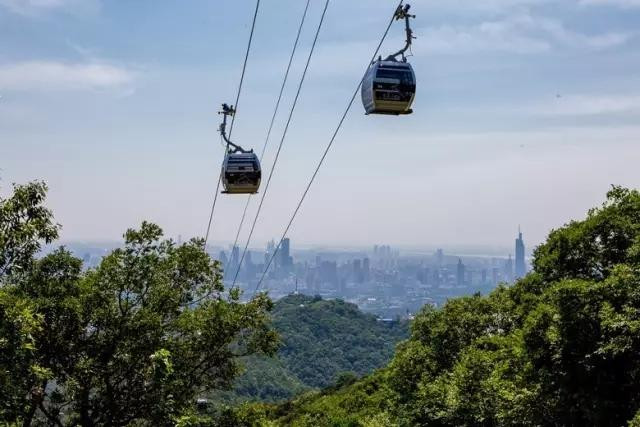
457,259,465,287
436,249,444,266
319,261,338,288
244,250,254,277
218,251,228,266
504,254,513,283
267,239,276,254
481,268,488,284
339,278,347,297
279,238,293,270
353,259,363,283
363,257,370,282
466,270,473,286
229,246,240,275
515,228,526,279
433,269,441,287
281,238,290,259
418,267,430,285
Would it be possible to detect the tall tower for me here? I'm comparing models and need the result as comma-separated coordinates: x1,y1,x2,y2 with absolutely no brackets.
280,238,292,270
436,249,444,267
515,227,526,280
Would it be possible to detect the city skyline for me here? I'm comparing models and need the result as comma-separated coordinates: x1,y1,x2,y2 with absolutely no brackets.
204,228,529,312
54,228,536,258
60,227,530,318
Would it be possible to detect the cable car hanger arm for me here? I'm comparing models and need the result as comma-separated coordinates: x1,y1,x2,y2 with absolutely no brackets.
218,103,251,153
385,4,415,62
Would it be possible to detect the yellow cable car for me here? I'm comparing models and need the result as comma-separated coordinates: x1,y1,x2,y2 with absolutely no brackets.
217,103,261,194
362,4,417,116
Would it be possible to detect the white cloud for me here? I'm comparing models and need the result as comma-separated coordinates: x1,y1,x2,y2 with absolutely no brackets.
412,0,552,14
416,12,633,54
580,0,640,7
0,61,135,92
0,0,99,16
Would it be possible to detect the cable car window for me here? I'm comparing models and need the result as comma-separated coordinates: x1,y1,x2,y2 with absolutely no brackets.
376,69,414,85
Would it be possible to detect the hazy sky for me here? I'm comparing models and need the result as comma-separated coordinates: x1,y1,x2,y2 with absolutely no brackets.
2,0,640,251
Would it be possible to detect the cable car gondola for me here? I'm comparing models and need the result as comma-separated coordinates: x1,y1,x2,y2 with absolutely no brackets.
218,104,262,194
222,151,261,194
362,4,416,116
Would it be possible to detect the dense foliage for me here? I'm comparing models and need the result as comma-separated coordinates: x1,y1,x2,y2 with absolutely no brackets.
213,294,408,404
238,186,640,426
7,181,640,426
272,294,407,389
0,182,277,426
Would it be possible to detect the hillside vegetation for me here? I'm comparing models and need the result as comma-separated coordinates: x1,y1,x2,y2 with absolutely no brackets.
212,294,408,404
228,186,640,426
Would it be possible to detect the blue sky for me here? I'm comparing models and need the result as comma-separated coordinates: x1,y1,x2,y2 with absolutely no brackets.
1,0,640,251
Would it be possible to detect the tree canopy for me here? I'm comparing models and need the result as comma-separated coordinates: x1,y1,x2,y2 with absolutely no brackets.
0,182,277,426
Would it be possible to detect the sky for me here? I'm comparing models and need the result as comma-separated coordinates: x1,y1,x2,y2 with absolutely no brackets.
1,0,640,252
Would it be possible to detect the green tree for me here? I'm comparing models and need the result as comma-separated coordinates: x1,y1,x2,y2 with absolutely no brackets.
0,182,278,425
1,181,58,422
0,181,58,279
263,187,640,427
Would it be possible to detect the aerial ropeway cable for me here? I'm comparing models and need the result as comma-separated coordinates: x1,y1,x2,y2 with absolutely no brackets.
230,0,331,288
203,0,261,248
253,0,414,295
228,0,313,283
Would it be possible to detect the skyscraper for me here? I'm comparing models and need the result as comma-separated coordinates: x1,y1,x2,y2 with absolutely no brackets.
244,250,254,277
229,246,240,275
515,228,526,279
280,238,290,265
504,254,514,283
363,257,370,282
218,251,228,266
280,238,293,270
457,259,465,287
353,259,363,283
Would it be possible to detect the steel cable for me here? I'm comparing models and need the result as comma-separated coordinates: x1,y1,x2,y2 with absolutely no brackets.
253,0,404,295
231,0,330,287
228,0,312,284
203,0,261,249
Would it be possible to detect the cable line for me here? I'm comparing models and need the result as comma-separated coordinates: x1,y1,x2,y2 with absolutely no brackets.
229,0,260,139
254,0,404,295
228,0,312,283
203,0,261,249
231,0,330,287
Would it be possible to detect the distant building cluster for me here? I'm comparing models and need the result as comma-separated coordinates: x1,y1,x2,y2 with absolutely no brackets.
62,227,529,320
212,229,529,319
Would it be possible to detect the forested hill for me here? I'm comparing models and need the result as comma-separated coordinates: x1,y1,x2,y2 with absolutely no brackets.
212,294,408,403
272,294,407,388
226,187,640,426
